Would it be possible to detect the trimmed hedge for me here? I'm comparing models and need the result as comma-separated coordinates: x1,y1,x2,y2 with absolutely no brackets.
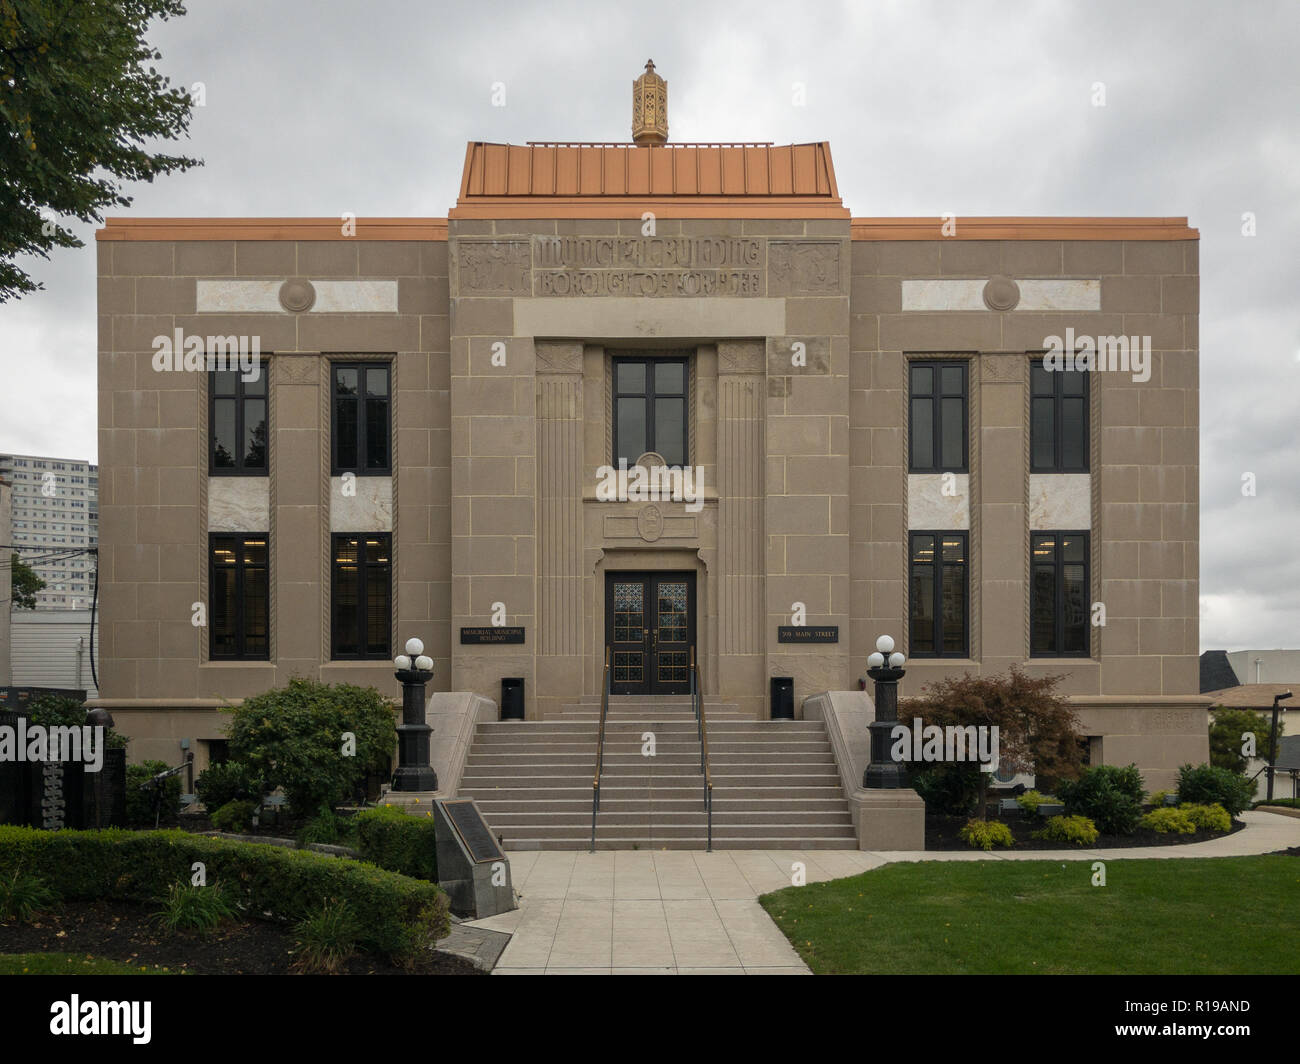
354,805,438,882
0,826,449,961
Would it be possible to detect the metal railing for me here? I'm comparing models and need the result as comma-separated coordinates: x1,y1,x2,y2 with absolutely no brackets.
691,648,714,852
590,648,612,853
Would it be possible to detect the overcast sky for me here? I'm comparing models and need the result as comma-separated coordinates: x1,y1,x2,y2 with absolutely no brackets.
1,0,1296,653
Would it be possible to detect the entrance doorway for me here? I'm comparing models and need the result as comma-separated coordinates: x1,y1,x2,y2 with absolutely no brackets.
604,571,696,695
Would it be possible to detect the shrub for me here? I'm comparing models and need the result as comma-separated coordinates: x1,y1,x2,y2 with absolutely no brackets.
210,799,257,834
228,678,397,816
1148,790,1174,807
911,765,981,816
151,881,237,937
22,694,85,729
293,899,361,974
1140,807,1196,834
125,759,183,827
0,867,60,923
1033,814,1099,846
196,761,262,811
0,826,449,962
1057,763,1145,835
1181,803,1232,833
298,804,345,846
1254,797,1300,809
1209,708,1279,773
1176,763,1255,817
959,818,1013,851
1016,790,1057,816
354,805,438,882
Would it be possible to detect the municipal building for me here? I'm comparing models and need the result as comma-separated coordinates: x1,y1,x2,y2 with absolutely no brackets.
92,63,1209,848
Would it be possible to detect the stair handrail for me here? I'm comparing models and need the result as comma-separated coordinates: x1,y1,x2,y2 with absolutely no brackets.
691,647,713,852
591,647,612,853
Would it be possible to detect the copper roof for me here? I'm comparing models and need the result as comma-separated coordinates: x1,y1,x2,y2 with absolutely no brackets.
452,141,847,218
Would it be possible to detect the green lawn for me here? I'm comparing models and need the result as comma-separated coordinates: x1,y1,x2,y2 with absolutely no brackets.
0,953,176,975
759,855,1299,974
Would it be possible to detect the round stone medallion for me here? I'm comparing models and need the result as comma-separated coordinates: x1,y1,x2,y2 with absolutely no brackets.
279,278,316,313
982,275,1020,312
637,504,664,542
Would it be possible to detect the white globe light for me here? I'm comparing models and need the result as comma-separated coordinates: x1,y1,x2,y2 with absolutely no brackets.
867,652,885,669
415,655,433,672
876,635,895,654
394,654,412,670
889,651,906,669
404,637,424,656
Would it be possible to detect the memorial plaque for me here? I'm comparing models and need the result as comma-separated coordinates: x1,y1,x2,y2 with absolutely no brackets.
442,798,504,863
460,626,525,645
431,798,515,919
777,625,839,644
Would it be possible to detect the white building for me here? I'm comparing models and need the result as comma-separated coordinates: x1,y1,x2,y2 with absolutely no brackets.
0,453,98,609
7,608,99,698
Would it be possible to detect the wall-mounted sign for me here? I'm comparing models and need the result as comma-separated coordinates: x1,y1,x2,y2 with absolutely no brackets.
777,626,839,644
460,626,526,645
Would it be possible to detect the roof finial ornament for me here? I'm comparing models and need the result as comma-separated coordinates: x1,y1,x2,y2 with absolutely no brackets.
632,59,668,146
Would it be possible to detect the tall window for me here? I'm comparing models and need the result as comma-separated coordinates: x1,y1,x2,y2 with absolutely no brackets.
1031,531,1090,656
909,361,967,473
210,369,267,474
331,533,392,659
909,531,968,657
333,363,391,475
209,534,269,659
1031,360,1089,472
613,357,688,467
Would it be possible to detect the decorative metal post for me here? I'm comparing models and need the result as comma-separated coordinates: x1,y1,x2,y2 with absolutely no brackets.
391,637,438,792
863,635,909,789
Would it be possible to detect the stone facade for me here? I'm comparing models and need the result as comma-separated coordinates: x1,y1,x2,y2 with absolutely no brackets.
91,146,1207,788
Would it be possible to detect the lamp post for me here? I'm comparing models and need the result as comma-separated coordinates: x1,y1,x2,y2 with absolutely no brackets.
1266,690,1292,802
391,637,438,792
863,634,909,789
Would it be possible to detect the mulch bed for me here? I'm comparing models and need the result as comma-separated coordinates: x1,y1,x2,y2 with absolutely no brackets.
0,900,484,975
925,813,1246,851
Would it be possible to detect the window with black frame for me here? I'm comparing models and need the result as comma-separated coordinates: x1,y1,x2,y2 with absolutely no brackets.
613,356,688,467
1031,531,1090,656
209,368,267,474
1030,360,1089,472
209,534,269,659
908,531,969,657
331,533,392,659
908,360,967,473
332,363,391,475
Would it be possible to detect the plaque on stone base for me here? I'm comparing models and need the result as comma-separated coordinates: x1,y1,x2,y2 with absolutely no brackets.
431,798,516,919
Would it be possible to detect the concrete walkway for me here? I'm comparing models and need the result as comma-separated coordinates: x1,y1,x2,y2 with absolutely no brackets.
465,810,1300,975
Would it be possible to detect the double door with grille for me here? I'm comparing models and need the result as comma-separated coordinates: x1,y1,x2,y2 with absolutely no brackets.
605,572,695,696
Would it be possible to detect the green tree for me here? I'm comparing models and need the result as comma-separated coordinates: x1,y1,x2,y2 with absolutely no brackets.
227,678,397,815
0,0,200,302
907,666,1085,817
10,552,44,608
1209,707,1280,773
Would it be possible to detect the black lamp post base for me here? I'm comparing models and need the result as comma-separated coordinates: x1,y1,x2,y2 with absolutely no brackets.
391,766,439,792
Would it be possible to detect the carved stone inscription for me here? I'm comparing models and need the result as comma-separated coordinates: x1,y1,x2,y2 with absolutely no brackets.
533,235,763,297
768,241,842,295
458,241,531,294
